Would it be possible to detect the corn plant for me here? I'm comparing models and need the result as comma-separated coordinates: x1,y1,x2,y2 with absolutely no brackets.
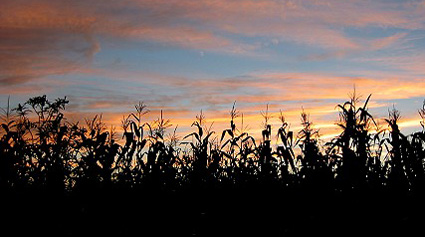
182,111,215,186
383,107,410,192
220,102,257,185
257,104,278,183
329,93,377,191
273,109,297,185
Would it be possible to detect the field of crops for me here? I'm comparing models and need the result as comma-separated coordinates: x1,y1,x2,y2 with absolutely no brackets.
1,94,425,236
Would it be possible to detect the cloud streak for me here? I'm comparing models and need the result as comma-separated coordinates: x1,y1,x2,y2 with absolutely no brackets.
2,0,424,87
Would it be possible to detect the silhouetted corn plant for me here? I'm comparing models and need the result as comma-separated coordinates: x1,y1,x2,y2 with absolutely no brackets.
219,102,257,185
274,110,297,181
296,109,333,193
296,108,321,170
408,101,425,192
0,96,23,189
257,104,278,182
71,115,119,191
182,111,215,186
329,92,377,191
114,102,149,188
383,107,410,192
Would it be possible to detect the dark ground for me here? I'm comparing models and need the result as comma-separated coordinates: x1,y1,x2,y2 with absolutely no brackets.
3,185,424,237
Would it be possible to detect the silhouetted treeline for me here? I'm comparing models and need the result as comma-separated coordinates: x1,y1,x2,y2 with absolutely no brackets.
1,94,425,236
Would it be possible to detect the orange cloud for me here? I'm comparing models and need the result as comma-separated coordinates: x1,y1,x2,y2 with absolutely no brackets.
244,72,425,101
73,67,425,113
0,1,101,87
2,0,424,90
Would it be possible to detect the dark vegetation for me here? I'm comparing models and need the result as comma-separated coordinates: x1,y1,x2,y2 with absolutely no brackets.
2,93,425,236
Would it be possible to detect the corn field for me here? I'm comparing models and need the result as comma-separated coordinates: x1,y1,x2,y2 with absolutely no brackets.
1,94,425,236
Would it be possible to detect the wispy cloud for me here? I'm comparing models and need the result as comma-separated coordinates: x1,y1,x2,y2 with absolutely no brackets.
0,1,101,87
3,0,424,87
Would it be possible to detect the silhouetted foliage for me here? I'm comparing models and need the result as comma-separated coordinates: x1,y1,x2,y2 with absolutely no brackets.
1,94,425,236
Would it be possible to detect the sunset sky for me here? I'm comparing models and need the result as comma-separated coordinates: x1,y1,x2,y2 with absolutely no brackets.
2,0,425,141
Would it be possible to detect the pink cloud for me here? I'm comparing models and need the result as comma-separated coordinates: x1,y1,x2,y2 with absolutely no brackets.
370,33,408,50
2,0,424,88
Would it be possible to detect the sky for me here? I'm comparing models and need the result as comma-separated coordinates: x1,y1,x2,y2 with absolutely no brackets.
2,0,425,142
